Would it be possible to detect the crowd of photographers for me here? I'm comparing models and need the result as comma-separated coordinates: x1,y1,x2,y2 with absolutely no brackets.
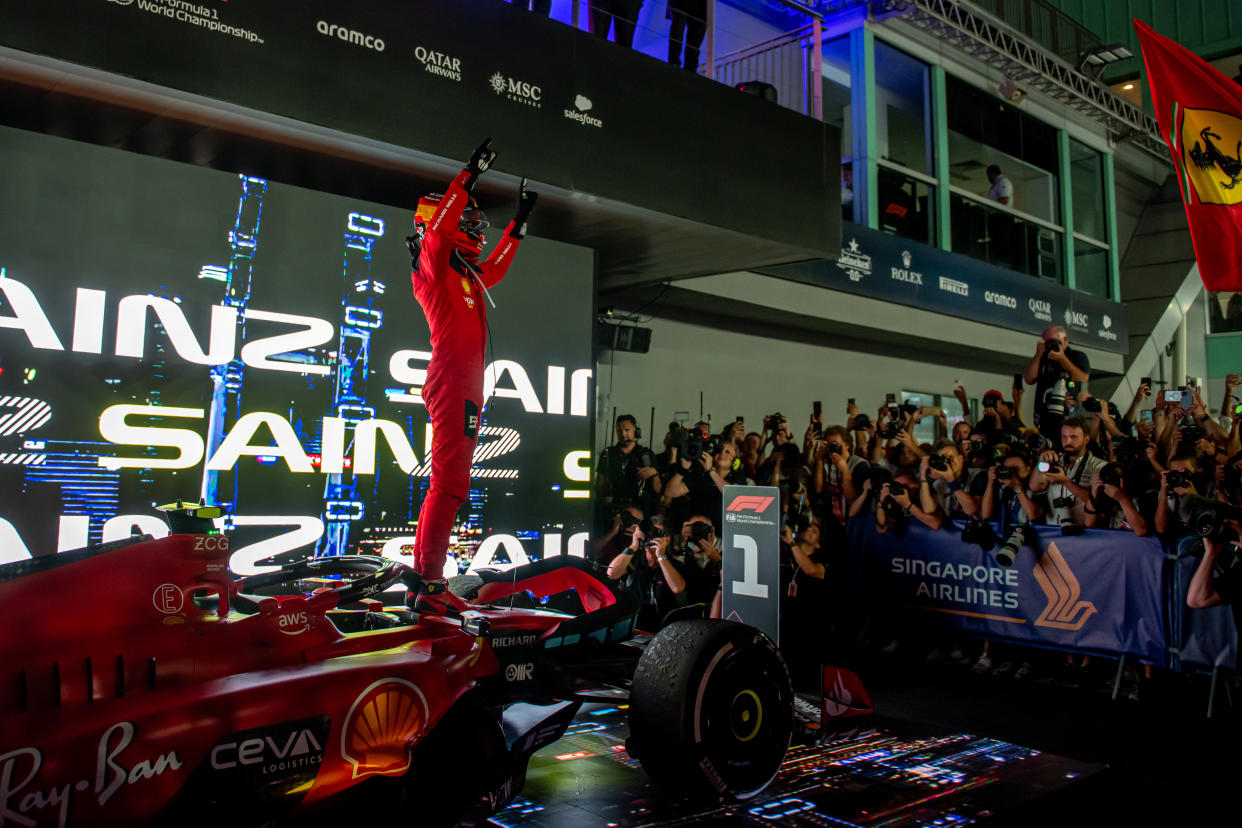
592,325,1242,693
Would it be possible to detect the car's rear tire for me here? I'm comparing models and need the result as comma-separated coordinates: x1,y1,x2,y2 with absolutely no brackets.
628,619,792,801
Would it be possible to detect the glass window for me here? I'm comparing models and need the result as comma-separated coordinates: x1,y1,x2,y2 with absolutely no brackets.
875,43,932,176
1069,139,1106,244
878,166,934,245
1208,292,1242,334
946,76,1060,225
1074,240,1110,298
950,193,1063,281
822,36,853,223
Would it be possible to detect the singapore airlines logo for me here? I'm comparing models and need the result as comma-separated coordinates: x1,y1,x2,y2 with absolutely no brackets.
1032,542,1097,630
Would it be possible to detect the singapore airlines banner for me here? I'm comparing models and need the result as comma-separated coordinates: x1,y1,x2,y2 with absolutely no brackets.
0,126,595,574
849,520,1169,662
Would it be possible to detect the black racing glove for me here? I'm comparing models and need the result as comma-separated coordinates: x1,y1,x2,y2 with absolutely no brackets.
464,137,497,189
405,228,424,269
512,176,538,239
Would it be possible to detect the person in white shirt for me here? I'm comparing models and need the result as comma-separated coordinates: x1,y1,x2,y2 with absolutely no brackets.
986,164,1013,205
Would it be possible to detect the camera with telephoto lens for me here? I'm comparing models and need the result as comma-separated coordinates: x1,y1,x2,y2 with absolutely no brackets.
687,520,713,544
995,464,1013,481
1223,461,1242,492
1025,432,1049,452
961,518,998,551
900,401,919,416
927,454,949,472
671,427,721,465
852,413,871,430
763,412,785,430
1044,338,1061,353
1081,397,1102,414
982,395,999,410
969,438,987,455
1187,497,1242,539
638,515,665,539
1180,425,1206,445
1166,469,1191,490
1114,438,1146,470
1098,463,1123,488
881,421,904,440
994,525,1031,567
826,441,843,455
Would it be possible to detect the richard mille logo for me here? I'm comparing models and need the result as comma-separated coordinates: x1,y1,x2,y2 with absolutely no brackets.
490,72,542,107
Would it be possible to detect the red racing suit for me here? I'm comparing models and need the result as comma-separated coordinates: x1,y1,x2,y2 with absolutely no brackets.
410,169,522,580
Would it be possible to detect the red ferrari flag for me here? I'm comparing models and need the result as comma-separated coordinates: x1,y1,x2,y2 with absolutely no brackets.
1135,18,1242,290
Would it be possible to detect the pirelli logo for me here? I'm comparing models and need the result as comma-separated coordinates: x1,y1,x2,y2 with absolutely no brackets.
726,496,774,513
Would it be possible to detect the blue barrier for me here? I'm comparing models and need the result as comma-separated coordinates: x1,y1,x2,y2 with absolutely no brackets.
848,519,1170,665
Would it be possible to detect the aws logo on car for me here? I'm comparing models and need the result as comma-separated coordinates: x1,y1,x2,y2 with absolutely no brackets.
341,678,428,779
277,610,310,635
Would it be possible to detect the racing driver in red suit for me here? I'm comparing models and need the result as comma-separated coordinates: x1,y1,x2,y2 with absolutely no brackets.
404,138,538,614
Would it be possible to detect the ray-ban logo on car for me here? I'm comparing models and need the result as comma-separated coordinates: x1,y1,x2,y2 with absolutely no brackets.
726,496,774,513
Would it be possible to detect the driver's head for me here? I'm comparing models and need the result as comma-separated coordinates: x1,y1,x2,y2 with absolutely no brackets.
416,193,489,260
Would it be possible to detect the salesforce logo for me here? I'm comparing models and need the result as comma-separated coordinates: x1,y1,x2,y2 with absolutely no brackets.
984,290,1017,309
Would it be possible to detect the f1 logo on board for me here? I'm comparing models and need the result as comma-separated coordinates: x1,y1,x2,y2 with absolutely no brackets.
726,496,774,513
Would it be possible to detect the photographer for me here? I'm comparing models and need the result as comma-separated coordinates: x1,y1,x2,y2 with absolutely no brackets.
1154,453,1203,537
1024,326,1090,442
674,515,722,612
1085,462,1149,536
1029,417,1103,530
814,425,871,521
591,504,645,565
980,450,1046,525
925,439,983,519
606,518,688,632
660,427,726,529
595,414,660,521
977,390,1025,440
780,517,829,687
1187,534,1242,669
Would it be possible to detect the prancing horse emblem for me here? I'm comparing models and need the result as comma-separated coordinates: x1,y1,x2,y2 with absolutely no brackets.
1189,126,1242,190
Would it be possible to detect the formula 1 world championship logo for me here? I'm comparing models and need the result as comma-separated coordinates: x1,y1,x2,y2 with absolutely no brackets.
1032,543,1097,630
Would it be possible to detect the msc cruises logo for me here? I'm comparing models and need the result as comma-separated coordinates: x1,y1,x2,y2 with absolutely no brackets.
489,72,542,107
1032,543,1097,630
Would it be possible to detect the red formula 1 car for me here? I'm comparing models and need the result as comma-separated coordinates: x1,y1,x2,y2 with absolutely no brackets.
0,504,792,827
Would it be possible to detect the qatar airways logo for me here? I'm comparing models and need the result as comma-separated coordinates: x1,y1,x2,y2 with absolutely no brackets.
416,45,461,81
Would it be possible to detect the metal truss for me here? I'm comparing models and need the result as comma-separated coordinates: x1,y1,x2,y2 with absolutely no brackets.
879,0,1167,162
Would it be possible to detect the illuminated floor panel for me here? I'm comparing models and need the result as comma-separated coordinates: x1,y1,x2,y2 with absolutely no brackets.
488,705,1102,828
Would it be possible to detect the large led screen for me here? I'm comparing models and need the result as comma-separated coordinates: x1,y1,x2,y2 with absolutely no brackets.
0,126,595,574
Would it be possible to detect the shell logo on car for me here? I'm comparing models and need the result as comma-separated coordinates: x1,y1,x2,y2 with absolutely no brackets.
341,678,428,779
